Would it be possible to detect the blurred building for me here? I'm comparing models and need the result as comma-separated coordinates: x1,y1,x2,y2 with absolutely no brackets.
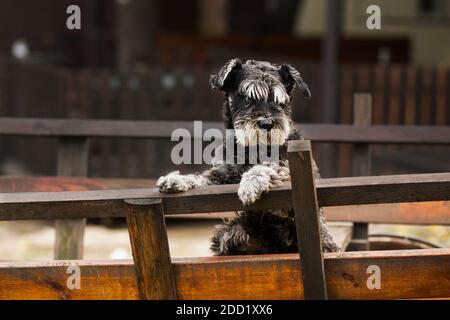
5,0,450,67
297,0,450,65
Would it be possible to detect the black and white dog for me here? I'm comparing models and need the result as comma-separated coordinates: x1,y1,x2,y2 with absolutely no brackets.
157,59,339,255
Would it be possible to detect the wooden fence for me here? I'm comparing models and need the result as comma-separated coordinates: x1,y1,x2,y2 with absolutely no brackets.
0,152,449,299
1,93,450,260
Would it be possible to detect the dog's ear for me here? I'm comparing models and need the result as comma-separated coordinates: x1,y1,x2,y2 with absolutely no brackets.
210,58,242,91
278,64,311,99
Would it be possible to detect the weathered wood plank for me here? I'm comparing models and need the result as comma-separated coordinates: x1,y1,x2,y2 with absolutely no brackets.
0,249,448,300
404,66,417,125
0,118,222,139
435,67,448,126
126,198,177,300
0,118,449,144
352,94,372,176
350,93,372,251
0,173,449,220
373,64,387,125
54,137,88,260
0,176,154,193
1,176,448,225
288,140,327,299
54,220,86,259
337,66,354,176
296,124,450,144
324,201,450,225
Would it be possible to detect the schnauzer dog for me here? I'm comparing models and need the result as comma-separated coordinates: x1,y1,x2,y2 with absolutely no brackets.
157,59,339,255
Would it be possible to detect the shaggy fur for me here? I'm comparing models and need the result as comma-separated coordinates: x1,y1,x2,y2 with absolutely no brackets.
157,59,339,255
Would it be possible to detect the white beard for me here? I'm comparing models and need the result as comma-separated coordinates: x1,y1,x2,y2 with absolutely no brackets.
234,119,290,146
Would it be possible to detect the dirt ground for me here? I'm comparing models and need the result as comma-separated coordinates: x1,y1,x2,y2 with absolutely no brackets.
0,220,448,261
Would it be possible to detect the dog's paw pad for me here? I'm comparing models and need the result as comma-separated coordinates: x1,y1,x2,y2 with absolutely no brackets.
156,171,190,193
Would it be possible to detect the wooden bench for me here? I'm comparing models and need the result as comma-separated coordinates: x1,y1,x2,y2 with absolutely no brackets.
1,93,450,259
0,141,449,299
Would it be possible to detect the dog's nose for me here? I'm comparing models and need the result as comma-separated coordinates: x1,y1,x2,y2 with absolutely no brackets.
257,118,274,130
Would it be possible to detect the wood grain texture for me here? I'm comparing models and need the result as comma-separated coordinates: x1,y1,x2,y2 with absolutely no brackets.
0,249,448,300
372,65,385,125
126,199,177,300
0,173,449,220
1,176,448,225
288,140,327,299
435,67,447,126
404,66,417,125
0,118,222,139
351,94,372,251
54,137,88,260
0,176,154,193
324,201,450,225
352,93,372,176
302,124,450,144
0,117,449,144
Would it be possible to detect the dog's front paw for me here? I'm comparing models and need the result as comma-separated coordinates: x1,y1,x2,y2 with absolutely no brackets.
238,166,275,206
157,171,210,193
157,171,191,193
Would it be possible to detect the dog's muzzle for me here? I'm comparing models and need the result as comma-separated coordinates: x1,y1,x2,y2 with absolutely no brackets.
234,118,290,146
257,118,274,131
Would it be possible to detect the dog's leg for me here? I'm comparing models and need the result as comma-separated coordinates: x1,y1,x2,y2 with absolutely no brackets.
210,212,271,255
211,211,340,255
237,162,289,206
210,210,298,255
157,164,245,193
157,170,210,193
235,161,340,252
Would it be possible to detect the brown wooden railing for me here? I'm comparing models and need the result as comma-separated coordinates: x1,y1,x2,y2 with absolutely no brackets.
0,93,449,299
1,118,449,144
0,145,449,299
1,93,450,260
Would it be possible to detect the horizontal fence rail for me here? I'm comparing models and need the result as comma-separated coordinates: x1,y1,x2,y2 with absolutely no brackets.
324,202,450,225
1,175,449,225
1,118,450,144
0,249,448,300
0,172,449,220
0,142,448,299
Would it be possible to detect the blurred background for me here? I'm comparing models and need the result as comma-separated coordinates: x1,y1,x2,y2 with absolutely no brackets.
0,0,449,260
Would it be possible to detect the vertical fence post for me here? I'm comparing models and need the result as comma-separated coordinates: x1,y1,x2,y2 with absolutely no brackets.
54,137,88,260
125,198,177,300
288,140,328,300
349,93,372,251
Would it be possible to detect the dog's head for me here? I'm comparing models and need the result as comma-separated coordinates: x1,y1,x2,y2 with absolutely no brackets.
210,59,310,146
